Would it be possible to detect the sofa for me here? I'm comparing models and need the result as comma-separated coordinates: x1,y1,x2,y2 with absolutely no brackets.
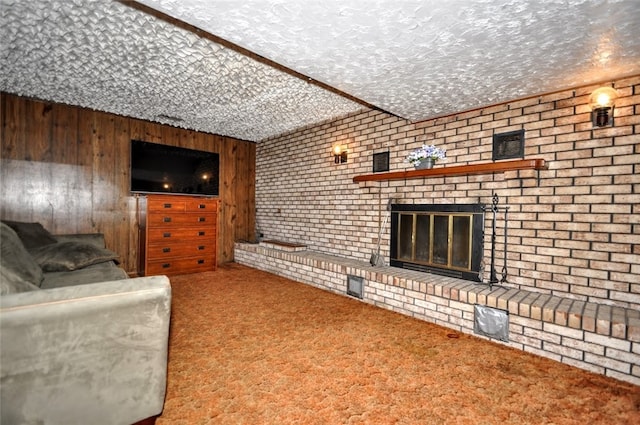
0,221,172,425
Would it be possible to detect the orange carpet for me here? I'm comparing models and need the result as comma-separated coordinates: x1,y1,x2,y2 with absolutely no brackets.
157,263,640,424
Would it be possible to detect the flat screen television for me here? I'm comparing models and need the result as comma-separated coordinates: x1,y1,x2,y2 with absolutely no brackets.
130,140,219,196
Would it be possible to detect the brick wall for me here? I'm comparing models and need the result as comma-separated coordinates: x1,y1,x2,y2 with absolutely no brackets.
255,75,640,309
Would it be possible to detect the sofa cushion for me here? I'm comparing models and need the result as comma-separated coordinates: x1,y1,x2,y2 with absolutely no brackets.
2,220,57,250
0,222,44,287
55,233,106,249
40,261,129,289
30,241,120,272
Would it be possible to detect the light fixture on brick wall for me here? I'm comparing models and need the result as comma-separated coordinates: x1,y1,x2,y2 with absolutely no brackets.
333,145,347,164
589,86,618,127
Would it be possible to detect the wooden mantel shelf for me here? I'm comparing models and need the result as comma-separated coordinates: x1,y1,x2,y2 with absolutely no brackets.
353,158,547,183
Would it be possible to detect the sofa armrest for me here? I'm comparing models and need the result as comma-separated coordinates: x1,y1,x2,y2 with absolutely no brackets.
1,276,171,425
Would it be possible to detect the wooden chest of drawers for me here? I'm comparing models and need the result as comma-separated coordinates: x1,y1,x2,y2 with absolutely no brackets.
139,195,218,276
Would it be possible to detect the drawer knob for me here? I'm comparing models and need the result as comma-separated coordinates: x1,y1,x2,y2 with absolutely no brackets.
162,263,171,268
198,231,205,236
163,217,172,223
162,247,171,253
198,217,206,222
163,232,171,238
197,259,205,264
163,203,172,208
198,245,205,250
199,204,206,209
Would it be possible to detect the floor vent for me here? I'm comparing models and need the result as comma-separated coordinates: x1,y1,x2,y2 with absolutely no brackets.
474,305,509,342
346,275,364,299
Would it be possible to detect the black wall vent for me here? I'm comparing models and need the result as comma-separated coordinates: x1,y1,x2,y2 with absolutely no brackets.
347,275,364,299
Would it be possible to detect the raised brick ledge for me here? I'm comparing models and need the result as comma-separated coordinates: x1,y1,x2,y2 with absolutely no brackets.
259,240,307,252
235,242,640,343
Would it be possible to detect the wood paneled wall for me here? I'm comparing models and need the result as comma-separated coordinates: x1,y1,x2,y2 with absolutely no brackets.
1,92,255,274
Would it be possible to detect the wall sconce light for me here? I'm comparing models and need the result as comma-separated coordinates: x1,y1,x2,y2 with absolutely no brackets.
589,86,618,127
333,145,347,164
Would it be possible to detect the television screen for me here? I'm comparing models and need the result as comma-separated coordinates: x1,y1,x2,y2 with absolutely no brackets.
130,140,219,196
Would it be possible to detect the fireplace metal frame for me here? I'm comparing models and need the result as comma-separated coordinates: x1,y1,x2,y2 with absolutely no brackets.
390,204,484,282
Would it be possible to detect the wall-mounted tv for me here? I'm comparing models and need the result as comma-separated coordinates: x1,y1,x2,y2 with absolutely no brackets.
130,140,219,196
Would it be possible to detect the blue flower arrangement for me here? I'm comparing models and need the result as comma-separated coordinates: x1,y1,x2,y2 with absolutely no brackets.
405,144,447,166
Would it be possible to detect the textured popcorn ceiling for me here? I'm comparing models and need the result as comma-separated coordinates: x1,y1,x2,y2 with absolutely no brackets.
0,0,362,142
2,1,640,142
137,0,640,122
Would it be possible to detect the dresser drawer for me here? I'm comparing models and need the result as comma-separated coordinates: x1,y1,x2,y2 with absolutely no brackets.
147,197,217,212
147,242,215,259
148,197,187,212
185,198,217,212
147,227,216,242
147,256,215,276
147,212,216,228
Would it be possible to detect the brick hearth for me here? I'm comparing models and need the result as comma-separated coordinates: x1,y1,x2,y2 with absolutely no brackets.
235,242,640,386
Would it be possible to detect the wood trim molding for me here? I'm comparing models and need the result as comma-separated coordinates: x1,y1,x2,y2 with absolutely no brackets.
353,158,547,183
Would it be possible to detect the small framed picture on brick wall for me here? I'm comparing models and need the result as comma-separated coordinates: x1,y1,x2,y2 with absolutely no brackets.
493,130,525,160
372,151,390,172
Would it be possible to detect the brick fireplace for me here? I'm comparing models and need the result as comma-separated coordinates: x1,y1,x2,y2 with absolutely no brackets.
254,76,640,311
251,74,640,385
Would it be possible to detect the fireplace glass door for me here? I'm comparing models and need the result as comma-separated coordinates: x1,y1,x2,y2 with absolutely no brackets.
390,204,484,281
396,212,473,272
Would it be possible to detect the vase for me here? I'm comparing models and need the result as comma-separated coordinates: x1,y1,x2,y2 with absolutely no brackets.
415,158,434,170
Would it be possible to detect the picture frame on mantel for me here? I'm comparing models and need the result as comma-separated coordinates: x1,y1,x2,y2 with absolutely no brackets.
372,151,390,173
493,129,525,160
